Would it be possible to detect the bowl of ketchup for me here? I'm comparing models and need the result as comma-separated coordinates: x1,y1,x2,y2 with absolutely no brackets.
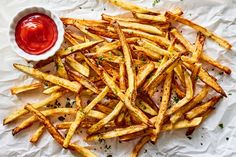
9,7,64,61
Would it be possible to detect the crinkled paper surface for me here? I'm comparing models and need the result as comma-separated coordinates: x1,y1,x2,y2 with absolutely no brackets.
0,0,236,157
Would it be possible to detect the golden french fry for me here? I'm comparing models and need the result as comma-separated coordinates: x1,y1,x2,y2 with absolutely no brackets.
170,85,210,123
30,125,45,144
131,136,150,157
185,96,222,119
65,56,90,77
95,104,113,114
67,68,99,94
14,64,82,93
132,45,162,59
12,108,106,135
64,31,79,45
134,13,167,23
57,40,103,57
54,55,68,79
183,62,226,96
152,72,173,142
63,86,109,148
10,83,42,95
117,20,164,35
108,0,158,14
3,91,63,125
143,53,181,92
201,53,231,74
190,63,201,91
119,63,126,91
43,85,62,94
136,62,155,88
165,11,232,49
167,71,193,115
24,105,97,157
136,98,157,116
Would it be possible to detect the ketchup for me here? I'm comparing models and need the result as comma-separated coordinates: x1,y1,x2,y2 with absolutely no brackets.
15,13,58,55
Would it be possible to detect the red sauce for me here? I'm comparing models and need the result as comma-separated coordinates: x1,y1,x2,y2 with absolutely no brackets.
15,13,58,55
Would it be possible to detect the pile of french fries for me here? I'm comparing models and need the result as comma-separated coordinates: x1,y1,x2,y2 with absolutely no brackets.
4,0,232,157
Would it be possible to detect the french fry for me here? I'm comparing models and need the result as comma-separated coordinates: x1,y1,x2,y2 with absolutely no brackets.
14,64,82,93
119,63,126,91
165,11,232,49
64,31,79,45
57,40,103,57
24,105,97,157
132,45,162,59
190,63,201,91
136,62,155,88
183,62,226,96
10,83,42,95
201,53,231,74
136,98,157,116
95,104,113,114
65,31,85,42
185,95,222,119
3,91,63,125
75,95,82,110
133,13,167,23
102,13,150,23
170,85,210,123
43,85,62,94
87,101,124,134
143,52,181,92
108,0,158,14
131,136,150,157
12,108,106,135
152,72,173,142
117,21,164,35
30,125,45,144
86,124,147,141
63,86,109,148
65,56,90,77
67,68,99,94
167,71,193,115
192,32,205,62
54,55,68,79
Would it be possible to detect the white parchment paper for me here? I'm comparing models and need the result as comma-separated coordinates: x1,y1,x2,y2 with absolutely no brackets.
0,0,236,156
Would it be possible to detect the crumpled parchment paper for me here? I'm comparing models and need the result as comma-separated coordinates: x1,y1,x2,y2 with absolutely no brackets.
0,0,236,156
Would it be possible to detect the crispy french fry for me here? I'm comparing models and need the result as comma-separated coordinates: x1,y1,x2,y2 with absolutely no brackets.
119,63,126,91
183,62,226,96
134,13,167,23
30,125,45,144
10,83,42,95
132,45,162,59
167,71,193,115
201,53,231,74
67,68,99,94
65,56,90,77
63,86,109,148
190,63,201,91
165,11,232,49
14,64,82,93
87,101,124,134
57,40,103,57
136,62,155,88
152,72,173,142
3,91,63,125
86,124,147,141
192,32,205,62
43,85,62,94
143,53,181,92
25,105,97,157
117,21,164,35
136,98,157,116
64,32,79,45
95,104,113,114
55,55,68,79
108,0,158,14
185,95,222,119
12,108,106,135
75,95,82,110
131,136,150,157
65,31,85,42
170,85,210,123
